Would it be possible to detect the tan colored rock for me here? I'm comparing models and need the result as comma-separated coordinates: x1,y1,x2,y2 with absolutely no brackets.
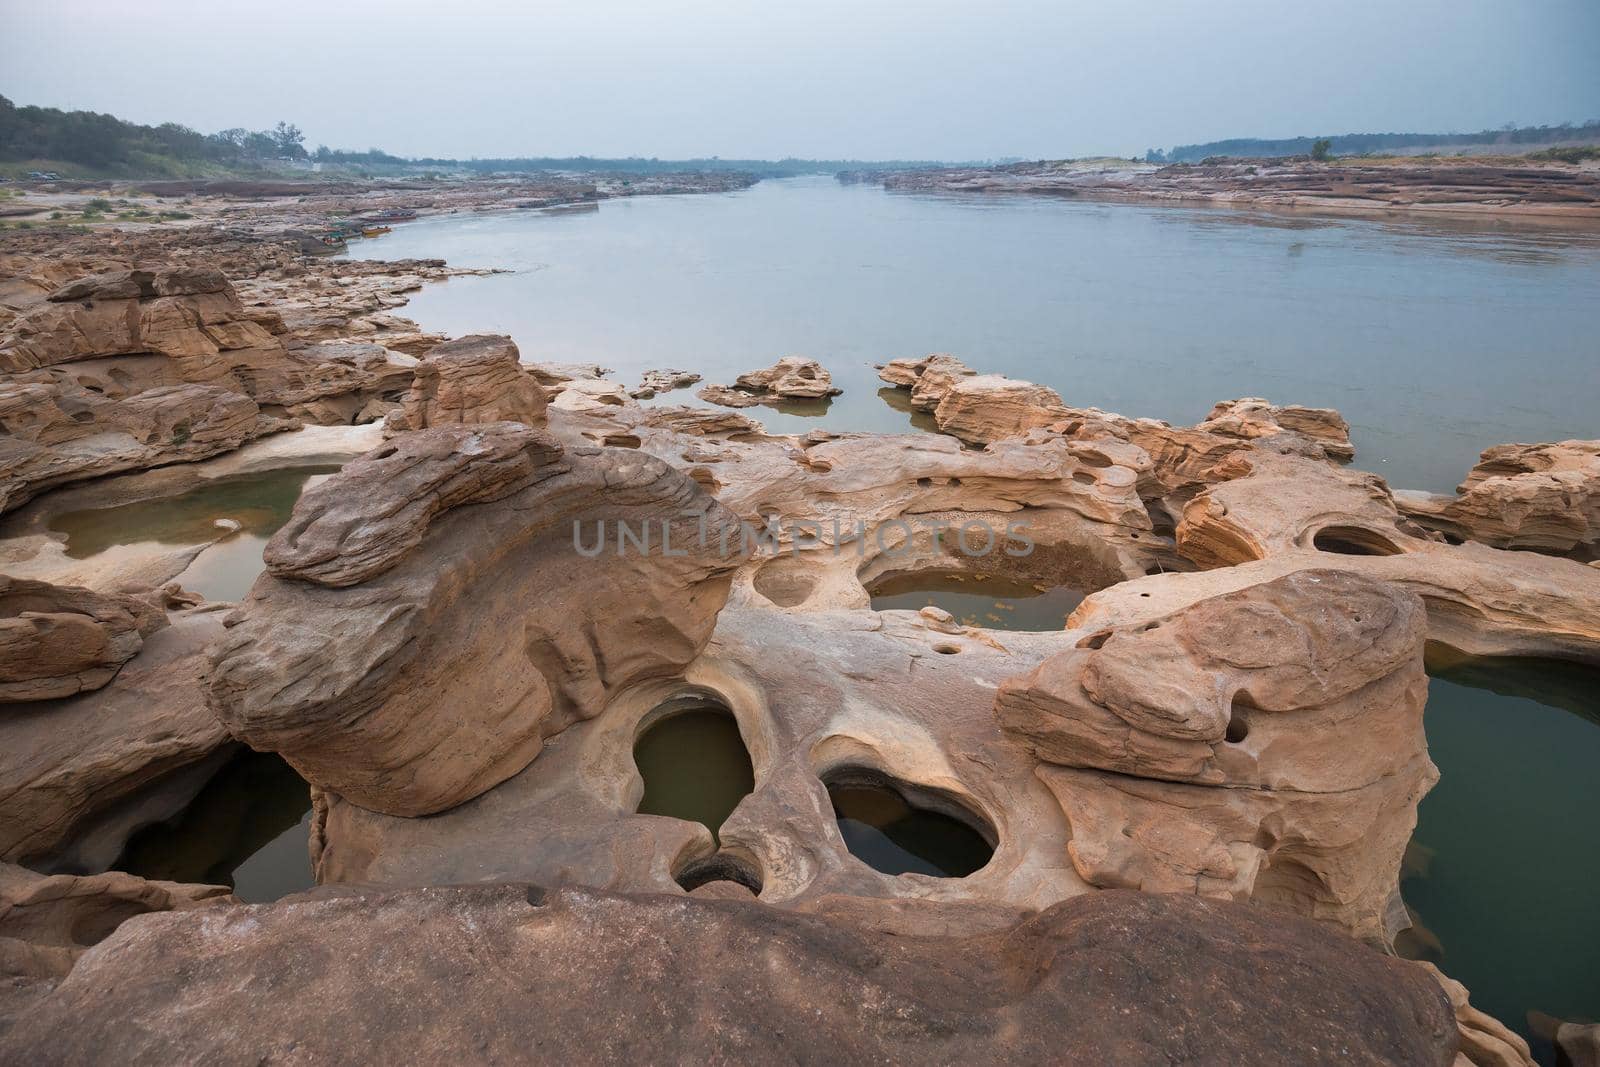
0,613,233,871
1199,397,1356,461
207,424,746,816
0,381,290,514
1177,449,1406,568
997,569,1434,943
0,577,166,702
263,423,560,588
549,377,634,413
384,334,545,432
1417,963,1536,1067
698,356,841,408
630,368,701,398
932,374,1073,444
1398,439,1600,555
638,405,764,438
0,885,1456,1065
1164,448,1600,662
877,352,976,410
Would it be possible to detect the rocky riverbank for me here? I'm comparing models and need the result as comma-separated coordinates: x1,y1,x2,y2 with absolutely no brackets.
0,186,1595,1064
840,156,1600,220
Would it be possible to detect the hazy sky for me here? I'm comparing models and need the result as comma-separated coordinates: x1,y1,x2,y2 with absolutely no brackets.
5,0,1597,160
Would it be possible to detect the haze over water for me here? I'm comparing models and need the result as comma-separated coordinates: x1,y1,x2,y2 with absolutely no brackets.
352,176,1600,492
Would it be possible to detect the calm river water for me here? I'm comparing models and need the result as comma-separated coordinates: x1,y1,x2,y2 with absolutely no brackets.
350,175,1600,493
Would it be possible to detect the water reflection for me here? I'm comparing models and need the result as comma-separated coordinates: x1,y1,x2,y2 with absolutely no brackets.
348,177,1600,492
47,465,338,601
868,570,1084,631
116,750,314,903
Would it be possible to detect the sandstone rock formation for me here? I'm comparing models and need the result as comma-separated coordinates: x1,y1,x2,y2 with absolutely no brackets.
382,333,546,433
1198,396,1356,461
997,569,1434,943
1397,439,1600,557
0,380,288,513
0,861,230,983
878,352,976,410
931,374,1074,445
207,423,746,816
1418,963,1536,1067
0,577,167,702
698,356,841,408
0,613,233,872
0,266,424,511
630,367,701,398
549,377,634,413
1167,448,1600,662
0,885,1457,1065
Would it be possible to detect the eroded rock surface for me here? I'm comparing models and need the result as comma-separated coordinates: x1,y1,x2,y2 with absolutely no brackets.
630,367,701,398
1199,396,1356,461
383,333,546,433
0,577,166,702
208,423,746,816
698,356,841,408
1398,439,1600,557
0,613,232,872
0,885,1456,1066
997,569,1434,943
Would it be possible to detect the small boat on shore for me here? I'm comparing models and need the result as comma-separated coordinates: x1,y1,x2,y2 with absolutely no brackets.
364,208,417,222
362,226,391,237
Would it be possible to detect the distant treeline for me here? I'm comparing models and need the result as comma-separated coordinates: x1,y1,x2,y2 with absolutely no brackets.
0,94,309,170
1147,121,1600,163
0,94,941,178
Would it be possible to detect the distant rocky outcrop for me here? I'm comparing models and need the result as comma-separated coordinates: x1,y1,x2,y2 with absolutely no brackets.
630,368,701,398
698,356,841,408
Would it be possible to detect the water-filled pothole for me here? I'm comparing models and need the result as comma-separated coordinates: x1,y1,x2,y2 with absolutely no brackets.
867,570,1083,631
634,701,754,843
115,750,314,903
1397,646,1600,1063
825,768,995,878
47,465,340,601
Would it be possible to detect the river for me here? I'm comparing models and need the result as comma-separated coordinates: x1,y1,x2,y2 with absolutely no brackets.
348,174,1600,493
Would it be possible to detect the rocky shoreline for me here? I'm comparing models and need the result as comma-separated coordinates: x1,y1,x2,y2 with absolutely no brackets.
0,180,1595,1064
840,157,1600,220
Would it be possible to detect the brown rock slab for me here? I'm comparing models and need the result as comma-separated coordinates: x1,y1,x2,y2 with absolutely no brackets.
0,885,1456,1065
